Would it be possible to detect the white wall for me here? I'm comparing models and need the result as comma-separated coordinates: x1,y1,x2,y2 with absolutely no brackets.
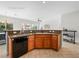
0,1,64,30
0,8,62,30
62,11,79,42
0,1,79,30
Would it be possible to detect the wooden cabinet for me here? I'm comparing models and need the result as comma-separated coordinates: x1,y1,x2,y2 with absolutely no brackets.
43,37,51,48
57,35,61,49
35,38,43,48
51,35,61,50
43,35,51,48
8,34,61,57
8,37,13,57
35,34,43,48
34,34,61,50
28,35,34,51
35,34,52,49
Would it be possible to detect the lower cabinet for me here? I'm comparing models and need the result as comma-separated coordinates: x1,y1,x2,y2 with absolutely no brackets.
34,34,60,50
8,34,61,58
51,35,61,50
28,35,34,51
51,35,58,49
28,34,61,50
35,37,51,49
43,38,51,48
35,38,43,48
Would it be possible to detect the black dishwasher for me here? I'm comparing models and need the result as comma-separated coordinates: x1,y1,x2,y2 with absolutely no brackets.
13,36,28,58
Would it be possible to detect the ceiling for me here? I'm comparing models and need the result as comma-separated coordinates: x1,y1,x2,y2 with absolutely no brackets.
0,1,79,20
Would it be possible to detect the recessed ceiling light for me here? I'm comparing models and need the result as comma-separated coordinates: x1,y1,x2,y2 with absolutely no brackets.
42,1,46,4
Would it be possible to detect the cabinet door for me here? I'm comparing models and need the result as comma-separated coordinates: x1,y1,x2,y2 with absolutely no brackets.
51,35,58,49
44,38,51,48
35,38,43,48
57,35,61,49
8,37,13,57
28,35,34,51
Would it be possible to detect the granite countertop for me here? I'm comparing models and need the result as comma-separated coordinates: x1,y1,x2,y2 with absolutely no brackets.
9,32,61,38
10,33,52,38
34,33,55,34
10,34,31,38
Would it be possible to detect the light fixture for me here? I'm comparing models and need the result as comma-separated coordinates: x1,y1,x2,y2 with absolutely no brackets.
42,1,46,4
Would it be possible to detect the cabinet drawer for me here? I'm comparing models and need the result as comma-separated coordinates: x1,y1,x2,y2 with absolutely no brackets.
52,35,58,39
35,34,44,36
35,34,51,38
52,35,58,37
29,35,34,38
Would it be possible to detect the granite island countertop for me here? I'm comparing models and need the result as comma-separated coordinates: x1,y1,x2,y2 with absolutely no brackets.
9,34,31,38
9,32,61,39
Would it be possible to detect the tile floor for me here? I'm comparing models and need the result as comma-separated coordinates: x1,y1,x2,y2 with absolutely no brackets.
1,41,79,58
0,44,7,58
20,41,79,58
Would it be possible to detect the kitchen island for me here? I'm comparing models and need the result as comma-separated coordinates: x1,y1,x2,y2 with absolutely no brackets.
8,34,28,58
7,30,62,58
